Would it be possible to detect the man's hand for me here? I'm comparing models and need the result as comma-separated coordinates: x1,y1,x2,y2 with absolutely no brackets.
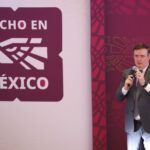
135,69,145,86
124,75,134,90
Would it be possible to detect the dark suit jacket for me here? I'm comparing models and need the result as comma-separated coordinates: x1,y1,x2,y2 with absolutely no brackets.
116,65,150,133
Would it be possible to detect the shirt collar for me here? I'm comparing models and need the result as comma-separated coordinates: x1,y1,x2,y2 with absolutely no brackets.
142,64,149,74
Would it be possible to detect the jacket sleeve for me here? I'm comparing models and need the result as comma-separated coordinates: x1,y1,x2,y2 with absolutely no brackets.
116,70,128,101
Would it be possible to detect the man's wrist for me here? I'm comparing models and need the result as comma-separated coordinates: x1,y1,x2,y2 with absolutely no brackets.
124,84,130,90
142,81,148,88
122,87,128,95
144,83,150,92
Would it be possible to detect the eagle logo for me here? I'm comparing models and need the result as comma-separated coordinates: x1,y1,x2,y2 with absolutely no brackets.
0,38,48,70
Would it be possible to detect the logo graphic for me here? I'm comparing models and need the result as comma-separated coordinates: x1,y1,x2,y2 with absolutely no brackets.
0,38,48,70
0,8,63,101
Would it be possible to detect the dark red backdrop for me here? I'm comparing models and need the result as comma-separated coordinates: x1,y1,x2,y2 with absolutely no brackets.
91,0,150,150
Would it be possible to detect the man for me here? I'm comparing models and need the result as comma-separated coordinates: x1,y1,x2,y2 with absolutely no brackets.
116,43,150,150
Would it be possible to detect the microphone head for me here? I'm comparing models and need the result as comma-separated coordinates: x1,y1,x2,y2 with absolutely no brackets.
132,66,137,71
129,66,137,77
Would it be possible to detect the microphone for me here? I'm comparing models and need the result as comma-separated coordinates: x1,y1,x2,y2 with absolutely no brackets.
127,66,137,87
129,66,137,78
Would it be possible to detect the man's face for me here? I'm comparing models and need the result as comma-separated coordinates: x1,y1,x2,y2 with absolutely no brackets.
134,48,150,69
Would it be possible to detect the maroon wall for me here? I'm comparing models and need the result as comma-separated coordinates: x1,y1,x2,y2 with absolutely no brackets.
91,0,150,150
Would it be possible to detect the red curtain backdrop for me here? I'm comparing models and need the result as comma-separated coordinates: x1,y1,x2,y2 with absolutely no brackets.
91,0,107,150
91,0,150,150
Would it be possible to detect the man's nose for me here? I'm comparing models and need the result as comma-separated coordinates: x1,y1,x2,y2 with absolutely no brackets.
137,57,142,61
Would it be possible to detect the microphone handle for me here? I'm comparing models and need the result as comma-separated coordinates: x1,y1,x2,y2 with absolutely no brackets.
127,76,134,87
127,83,130,87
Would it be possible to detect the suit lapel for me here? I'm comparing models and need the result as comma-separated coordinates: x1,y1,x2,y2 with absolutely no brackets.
144,65,150,80
137,65,150,100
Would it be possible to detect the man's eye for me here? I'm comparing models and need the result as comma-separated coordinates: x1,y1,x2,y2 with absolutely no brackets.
141,55,145,58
